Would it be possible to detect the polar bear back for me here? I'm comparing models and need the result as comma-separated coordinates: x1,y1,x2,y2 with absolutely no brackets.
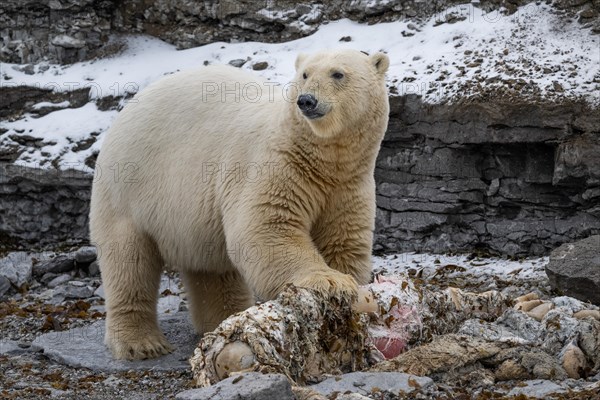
93,66,283,269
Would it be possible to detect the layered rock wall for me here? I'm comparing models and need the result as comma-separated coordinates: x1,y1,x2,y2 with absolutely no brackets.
374,96,600,255
0,163,91,248
1,96,598,255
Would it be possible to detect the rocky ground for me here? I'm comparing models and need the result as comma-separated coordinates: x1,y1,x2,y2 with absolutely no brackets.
0,247,194,399
1,242,599,399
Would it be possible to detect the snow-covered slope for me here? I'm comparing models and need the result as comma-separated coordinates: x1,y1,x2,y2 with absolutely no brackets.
1,3,598,170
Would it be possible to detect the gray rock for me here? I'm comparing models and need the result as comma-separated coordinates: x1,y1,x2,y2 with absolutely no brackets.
12,64,35,75
53,283,94,299
228,59,247,68
553,133,600,186
0,252,33,289
158,295,182,314
0,339,31,355
75,246,97,264
48,294,66,305
0,275,11,297
31,313,198,372
87,260,100,276
94,284,105,299
90,304,106,314
47,273,72,288
40,272,58,285
337,395,371,400
175,373,294,400
252,61,269,71
507,379,565,398
33,254,75,277
546,235,600,305
310,372,433,396
0,163,92,247
51,34,86,49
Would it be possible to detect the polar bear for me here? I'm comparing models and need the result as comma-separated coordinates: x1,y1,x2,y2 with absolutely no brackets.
89,49,390,360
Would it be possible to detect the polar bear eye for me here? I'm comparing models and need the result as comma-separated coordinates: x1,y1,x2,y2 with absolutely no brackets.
332,72,344,80
303,72,308,79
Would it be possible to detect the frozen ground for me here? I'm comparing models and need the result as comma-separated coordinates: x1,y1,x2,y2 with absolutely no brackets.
0,3,598,170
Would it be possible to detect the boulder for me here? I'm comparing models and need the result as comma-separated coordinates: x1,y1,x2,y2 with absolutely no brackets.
546,235,600,305
0,252,32,290
33,254,75,277
75,246,97,264
176,373,294,400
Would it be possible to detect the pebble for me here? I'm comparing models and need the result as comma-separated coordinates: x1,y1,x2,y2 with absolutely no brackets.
88,260,100,276
75,246,97,264
252,61,269,71
103,376,124,387
47,273,71,288
228,59,247,68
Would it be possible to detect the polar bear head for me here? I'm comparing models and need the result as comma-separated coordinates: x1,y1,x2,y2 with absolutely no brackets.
293,49,390,139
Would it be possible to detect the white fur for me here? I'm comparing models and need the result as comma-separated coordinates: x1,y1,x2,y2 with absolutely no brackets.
90,49,390,360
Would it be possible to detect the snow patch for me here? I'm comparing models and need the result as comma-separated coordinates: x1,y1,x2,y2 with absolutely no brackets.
32,101,71,110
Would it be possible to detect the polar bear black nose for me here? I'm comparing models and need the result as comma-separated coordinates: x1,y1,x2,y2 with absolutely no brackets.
297,94,318,111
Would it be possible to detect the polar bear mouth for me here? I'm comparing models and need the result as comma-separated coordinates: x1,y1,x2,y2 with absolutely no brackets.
302,109,326,120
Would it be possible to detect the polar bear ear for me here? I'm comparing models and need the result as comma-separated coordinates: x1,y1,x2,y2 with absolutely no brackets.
295,53,308,71
370,52,390,76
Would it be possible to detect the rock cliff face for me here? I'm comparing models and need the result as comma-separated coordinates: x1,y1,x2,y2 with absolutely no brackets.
374,96,600,255
0,163,91,248
1,95,598,255
1,0,599,64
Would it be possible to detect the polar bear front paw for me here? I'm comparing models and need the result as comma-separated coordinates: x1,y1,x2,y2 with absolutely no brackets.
106,331,174,360
294,269,358,303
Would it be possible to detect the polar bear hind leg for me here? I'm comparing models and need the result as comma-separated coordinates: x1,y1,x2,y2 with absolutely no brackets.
181,268,254,335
